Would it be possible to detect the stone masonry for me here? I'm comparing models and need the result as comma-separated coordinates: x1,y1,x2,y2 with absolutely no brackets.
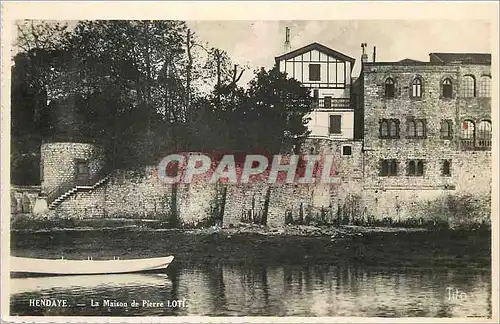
360,60,491,226
33,53,492,228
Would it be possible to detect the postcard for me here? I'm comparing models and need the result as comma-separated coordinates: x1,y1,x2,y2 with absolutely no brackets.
1,1,498,323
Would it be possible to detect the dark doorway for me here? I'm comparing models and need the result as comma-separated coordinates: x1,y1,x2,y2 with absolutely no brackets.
75,159,90,184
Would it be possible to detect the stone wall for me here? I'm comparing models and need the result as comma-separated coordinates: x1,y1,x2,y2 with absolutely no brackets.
11,186,41,214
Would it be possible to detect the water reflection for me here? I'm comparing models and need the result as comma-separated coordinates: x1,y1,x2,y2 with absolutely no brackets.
10,263,490,317
11,273,171,295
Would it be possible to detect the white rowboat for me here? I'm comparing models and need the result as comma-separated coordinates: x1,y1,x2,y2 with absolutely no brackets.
11,256,174,275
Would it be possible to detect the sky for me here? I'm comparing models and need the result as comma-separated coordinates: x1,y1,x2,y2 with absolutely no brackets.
186,20,492,86
12,19,493,88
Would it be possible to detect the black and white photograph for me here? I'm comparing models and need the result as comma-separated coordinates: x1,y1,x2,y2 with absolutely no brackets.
1,1,498,322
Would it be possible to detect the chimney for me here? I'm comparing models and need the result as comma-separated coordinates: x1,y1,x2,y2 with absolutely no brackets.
284,27,291,52
373,46,376,62
361,43,368,63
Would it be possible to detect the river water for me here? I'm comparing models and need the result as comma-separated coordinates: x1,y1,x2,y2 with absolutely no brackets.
9,229,492,317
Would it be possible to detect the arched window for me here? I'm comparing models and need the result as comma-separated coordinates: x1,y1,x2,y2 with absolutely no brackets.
462,75,476,97
407,160,416,176
380,159,398,176
477,120,492,149
477,120,492,139
389,120,399,137
442,160,451,176
411,77,422,98
385,78,395,98
461,120,475,139
416,120,425,137
380,120,389,137
440,120,453,139
416,160,424,176
479,76,491,97
407,120,416,137
442,78,453,98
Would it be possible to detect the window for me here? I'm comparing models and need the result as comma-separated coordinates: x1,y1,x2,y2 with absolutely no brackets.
329,115,342,134
462,75,476,97
442,78,452,98
407,160,425,176
313,89,319,99
342,145,352,156
461,120,475,139
477,120,492,148
477,120,492,140
407,160,416,176
389,120,399,138
416,120,425,137
380,120,389,137
440,120,453,139
411,77,422,98
406,160,424,176
406,119,426,138
416,160,424,176
324,96,332,108
309,64,321,81
479,76,491,97
380,159,398,176
442,160,451,176
380,119,399,138
385,78,395,98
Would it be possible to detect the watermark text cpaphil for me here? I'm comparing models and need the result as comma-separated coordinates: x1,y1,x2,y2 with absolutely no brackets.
155,152,340,185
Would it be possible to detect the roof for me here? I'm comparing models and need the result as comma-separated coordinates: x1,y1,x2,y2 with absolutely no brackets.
398,58,424,64
275,42,356,68
429,53,491,64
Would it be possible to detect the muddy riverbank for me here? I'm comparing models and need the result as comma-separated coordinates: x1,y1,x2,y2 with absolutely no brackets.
10,224,491,270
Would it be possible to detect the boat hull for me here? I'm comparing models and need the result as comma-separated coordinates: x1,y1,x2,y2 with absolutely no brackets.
11,256,174,276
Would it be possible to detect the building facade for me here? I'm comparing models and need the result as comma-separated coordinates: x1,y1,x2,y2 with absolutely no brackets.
359,51,491,225
275,43,356,140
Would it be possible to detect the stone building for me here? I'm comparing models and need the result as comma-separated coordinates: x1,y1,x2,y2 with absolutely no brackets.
358,49,492,225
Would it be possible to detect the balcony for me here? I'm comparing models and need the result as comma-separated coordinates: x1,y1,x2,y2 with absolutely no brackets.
460,138,491,151
311,98,350,110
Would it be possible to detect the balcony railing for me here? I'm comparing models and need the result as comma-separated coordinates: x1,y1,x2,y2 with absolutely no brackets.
460,138,491,151
311,98,350,110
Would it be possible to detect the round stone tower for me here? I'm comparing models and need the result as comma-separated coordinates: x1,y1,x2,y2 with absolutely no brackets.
40,142,105,196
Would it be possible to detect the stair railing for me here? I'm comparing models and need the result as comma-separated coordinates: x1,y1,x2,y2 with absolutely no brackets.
46,166,111,205
46,178,77,205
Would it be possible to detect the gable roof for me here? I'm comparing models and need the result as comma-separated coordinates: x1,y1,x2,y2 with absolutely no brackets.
429,53,491,64
398,58,424,64
275,42,356,68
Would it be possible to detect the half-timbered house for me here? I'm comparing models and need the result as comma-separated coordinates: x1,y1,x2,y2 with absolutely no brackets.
275,42,356,140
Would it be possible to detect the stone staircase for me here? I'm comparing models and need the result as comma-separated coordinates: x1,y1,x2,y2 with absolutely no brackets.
47,174,111,210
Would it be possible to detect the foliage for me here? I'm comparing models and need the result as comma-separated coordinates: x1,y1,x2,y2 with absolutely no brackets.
11,20,314,184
